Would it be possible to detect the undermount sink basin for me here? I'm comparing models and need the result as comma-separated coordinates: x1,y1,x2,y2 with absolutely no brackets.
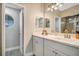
43,34,79,43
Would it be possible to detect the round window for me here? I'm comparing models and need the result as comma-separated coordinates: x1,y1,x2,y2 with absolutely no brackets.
5,14,14,27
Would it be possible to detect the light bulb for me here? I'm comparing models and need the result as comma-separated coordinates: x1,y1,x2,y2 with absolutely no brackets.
52,5,54,8
47,8,50,11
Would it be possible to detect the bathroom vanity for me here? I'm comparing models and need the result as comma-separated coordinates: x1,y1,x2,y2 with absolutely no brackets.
33,32,79,56
33,5,79,56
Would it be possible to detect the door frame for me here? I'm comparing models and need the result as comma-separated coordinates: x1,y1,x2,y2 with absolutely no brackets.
2,3,25,56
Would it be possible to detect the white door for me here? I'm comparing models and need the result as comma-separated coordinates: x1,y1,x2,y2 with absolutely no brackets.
5,7,23,56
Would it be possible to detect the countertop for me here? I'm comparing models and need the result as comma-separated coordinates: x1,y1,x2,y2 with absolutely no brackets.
33,32,79,48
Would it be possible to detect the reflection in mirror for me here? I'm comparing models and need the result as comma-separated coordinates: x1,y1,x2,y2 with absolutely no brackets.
35,17,50,28
36,17,44,28
55,17,61,32
45,18,50,28
46,3,79,34
61,14,79,34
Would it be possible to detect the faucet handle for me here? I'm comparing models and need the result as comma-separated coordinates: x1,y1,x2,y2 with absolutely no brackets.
68,34,71,39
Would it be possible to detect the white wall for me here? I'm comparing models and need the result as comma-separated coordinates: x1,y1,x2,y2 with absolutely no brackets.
18,3,43,54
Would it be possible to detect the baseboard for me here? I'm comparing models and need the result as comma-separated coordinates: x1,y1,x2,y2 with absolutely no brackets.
25,52,33,56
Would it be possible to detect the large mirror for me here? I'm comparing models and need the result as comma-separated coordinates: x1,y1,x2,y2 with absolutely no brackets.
35,17,50,28
61,14,79,33
35,4,50,28
47,3,79,34
35,3,79,34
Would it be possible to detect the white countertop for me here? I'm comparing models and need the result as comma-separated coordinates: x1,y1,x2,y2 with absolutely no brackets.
33,32,79,48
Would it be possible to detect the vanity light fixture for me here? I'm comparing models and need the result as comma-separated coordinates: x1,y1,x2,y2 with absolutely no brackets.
47,3,63,12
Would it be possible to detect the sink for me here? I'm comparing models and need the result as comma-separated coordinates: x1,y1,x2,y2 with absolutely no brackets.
46,34,79,42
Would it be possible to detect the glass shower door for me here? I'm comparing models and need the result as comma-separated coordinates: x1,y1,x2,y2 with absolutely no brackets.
5,4,24,56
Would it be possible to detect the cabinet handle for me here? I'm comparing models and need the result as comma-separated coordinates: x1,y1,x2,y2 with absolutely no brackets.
52,51,58,54
55,52,58,54
52,51,54,53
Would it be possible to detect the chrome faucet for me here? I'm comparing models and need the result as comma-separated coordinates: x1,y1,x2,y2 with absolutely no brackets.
64,34,71,39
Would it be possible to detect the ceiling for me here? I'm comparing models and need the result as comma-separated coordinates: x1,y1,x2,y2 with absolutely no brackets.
58,3,79,11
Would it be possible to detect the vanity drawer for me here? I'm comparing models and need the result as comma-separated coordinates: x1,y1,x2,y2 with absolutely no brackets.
33,36,44,56
44,45,55,56
44,39,79,56
44,44,66,56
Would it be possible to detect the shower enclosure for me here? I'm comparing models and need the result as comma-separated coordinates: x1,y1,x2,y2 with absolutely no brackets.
2,3,24,56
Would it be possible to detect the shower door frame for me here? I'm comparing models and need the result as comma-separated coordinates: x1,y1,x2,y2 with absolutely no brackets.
2,3,25,56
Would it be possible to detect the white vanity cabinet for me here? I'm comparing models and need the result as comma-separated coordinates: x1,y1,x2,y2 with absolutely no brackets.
33,35,79,56
44,39,66,56
33,36,44,56
44,39,79,56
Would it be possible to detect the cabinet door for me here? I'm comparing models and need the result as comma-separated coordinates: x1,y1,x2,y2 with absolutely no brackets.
44,46,65,56
44,44,55,56
33,36,43,56
45,39,79,56
44,39,67,56
44,41,65,56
